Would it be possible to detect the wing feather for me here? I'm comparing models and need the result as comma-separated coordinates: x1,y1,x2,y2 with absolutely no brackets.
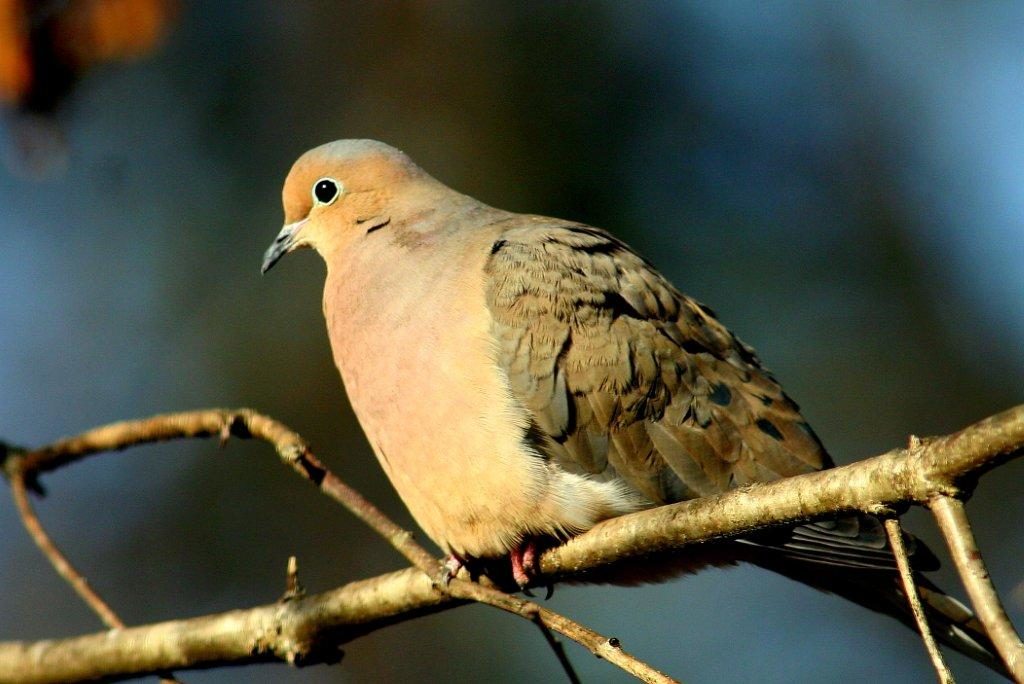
483,220,910,571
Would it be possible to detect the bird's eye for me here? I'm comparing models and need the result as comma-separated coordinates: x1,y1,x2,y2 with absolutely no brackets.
312,177,341,205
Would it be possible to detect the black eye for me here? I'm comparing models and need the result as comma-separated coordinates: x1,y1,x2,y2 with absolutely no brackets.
312,177,340,205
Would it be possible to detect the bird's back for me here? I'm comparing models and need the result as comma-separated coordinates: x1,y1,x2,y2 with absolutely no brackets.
485,219,831,503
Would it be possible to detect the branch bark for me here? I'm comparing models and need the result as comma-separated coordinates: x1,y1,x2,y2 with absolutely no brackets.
1,409,676,684
1,405,1021,682
538,405,1023,579
883,515,952,683
932,495,1024,679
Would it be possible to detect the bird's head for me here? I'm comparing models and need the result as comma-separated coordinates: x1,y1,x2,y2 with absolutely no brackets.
262,139,426,273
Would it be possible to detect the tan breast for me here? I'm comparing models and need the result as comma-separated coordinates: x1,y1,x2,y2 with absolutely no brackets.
322,227,550,557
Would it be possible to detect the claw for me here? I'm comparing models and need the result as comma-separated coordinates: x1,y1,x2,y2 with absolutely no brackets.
440,554,464,586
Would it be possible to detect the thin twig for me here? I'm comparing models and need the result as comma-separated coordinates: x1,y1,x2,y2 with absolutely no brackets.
8,409,671,684
530,611,582,684
2,405,1022,682
9,468,124,629
282,556,305,601
931,495,1024,680
9,465,183,683
883,516,953,683
445,578,677,684
241,408,670,679
277,440,439,573
269,427,673,680
234,412,676,683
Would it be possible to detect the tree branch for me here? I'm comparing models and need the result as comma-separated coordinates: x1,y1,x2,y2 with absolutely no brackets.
932,495,1024,680
9,470,124,630
883,515,952,683
1,405,1021,682
537,405,1024,579
0,569,432,684
2,409,674,683
10,455,183,683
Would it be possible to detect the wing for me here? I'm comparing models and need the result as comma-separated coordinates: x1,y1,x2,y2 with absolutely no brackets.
482,220,986,660
483,220,935,573
485,220,830,504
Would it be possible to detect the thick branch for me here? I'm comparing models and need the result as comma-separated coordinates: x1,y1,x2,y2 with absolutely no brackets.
1,405,1021,682
538,405,1024,578
0,565,682,684
0,569,440,684
3,410,671,683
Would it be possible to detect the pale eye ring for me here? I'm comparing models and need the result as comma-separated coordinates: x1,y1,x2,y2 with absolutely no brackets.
312,177,341,205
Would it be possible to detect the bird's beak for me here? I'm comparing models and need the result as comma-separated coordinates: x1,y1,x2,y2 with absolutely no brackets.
261,219,308,274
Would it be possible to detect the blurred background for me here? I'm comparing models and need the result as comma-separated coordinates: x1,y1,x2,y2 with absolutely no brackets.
1,2,1022,682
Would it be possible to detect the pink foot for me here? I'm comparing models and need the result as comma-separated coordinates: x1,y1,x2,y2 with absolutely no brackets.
510,539,540,589
441,554,465,585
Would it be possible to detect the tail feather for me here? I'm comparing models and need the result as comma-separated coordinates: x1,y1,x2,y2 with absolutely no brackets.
916,579,1007,675
559,511,1010,678
745,549,1010,679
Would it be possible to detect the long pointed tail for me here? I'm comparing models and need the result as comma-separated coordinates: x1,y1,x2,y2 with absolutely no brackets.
746,551,1009,678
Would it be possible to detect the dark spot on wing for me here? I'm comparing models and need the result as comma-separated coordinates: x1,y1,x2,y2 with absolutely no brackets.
697,302,718,318
709,383,732,406
602,291,642,319
681,339,713,355
490,239,508,255
797,421,824,444
565,225,612,241
756,418,784,441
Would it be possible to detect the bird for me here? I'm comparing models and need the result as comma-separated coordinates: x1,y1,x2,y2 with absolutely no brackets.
262,138,1006,676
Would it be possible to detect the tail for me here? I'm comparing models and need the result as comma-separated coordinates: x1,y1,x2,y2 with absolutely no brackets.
916,577,1008,674
739,516,1010,679
749,553,1008,676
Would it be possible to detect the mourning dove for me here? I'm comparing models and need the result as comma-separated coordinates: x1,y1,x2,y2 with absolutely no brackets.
263,139,1005,674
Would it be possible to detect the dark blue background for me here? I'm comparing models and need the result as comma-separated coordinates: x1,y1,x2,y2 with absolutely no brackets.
1,3,1021,682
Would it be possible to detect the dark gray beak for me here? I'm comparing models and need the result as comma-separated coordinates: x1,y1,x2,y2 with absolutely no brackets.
261,219,307,274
